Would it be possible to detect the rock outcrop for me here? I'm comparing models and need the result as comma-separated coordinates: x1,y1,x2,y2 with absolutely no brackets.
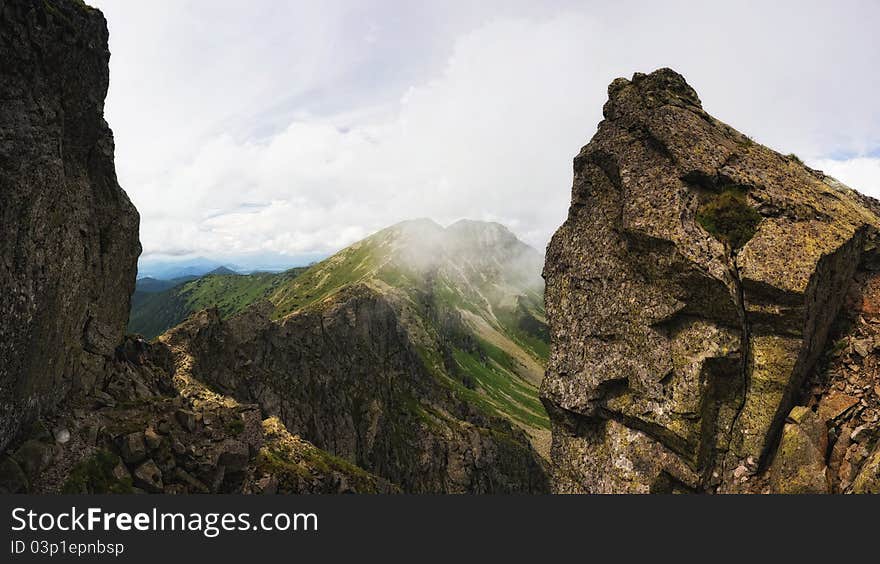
1,335,394,494
542,68,880,493
0,0,140,452
798,265,880,494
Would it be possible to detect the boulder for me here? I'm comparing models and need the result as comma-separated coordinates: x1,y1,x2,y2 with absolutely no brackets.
217,440,250,473
768,407,830,494
120,432,147,465
12,440,57,479
133,460,164,493
818,392,860,422
144,428,162,450
175,409,197,432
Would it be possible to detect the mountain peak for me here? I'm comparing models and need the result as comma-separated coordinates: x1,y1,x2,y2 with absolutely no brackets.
361,217,537,262
445,219,524,251
391,217,444,229
207,266,237,276
604,67,703,121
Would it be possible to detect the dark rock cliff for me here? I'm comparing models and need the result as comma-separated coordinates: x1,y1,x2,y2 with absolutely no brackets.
0,0,140,452
542,68,880,493
0,333,397,494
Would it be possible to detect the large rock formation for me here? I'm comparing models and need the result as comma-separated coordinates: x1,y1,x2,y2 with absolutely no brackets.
542,68,880,493
0,0,140,452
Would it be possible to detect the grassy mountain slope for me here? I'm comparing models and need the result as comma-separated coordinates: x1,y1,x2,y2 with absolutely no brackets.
134,275,199,293
136,219,550,453
128,268,307,339
266,219,551,452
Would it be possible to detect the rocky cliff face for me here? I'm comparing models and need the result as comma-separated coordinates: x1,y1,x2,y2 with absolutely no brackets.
0,0,140,452
160,285,549,493
542,68,880,493
0,333,396,494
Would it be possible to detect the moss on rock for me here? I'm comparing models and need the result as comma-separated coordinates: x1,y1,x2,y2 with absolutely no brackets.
696,187,762,250
256,418,384,493
61,450,133,494
0,456,28,494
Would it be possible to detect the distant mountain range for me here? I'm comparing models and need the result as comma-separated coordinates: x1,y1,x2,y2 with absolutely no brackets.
137,254,324,280
137,257,239,280
129,266,309,339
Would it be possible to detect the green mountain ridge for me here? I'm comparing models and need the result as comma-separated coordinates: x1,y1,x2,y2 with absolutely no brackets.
132,218,551,453
264,219,551,450
134,275,199,293
128,267,308,339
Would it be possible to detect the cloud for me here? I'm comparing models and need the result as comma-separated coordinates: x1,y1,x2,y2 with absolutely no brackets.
810,157,880,198
116,13,601,257
90,1,880,260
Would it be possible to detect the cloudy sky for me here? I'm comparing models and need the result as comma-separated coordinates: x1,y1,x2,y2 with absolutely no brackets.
90,0,880,268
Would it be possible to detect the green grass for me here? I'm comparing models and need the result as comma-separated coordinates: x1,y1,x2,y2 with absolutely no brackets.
416,337,548,432
400,271,550,433
494,297,550,363
696,187,762,250
128,267,307,338
452,348,549,430
257,441,380,493
270,240,382,317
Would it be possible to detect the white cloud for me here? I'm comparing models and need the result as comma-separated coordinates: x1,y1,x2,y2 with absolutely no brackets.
116,13,601,257
810,158,880,200
89,1,880,261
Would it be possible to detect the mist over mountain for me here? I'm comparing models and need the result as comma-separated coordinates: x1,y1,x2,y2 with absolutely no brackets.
130,218,550,452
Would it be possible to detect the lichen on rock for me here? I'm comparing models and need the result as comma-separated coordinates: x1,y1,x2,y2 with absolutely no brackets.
541,68,880,493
